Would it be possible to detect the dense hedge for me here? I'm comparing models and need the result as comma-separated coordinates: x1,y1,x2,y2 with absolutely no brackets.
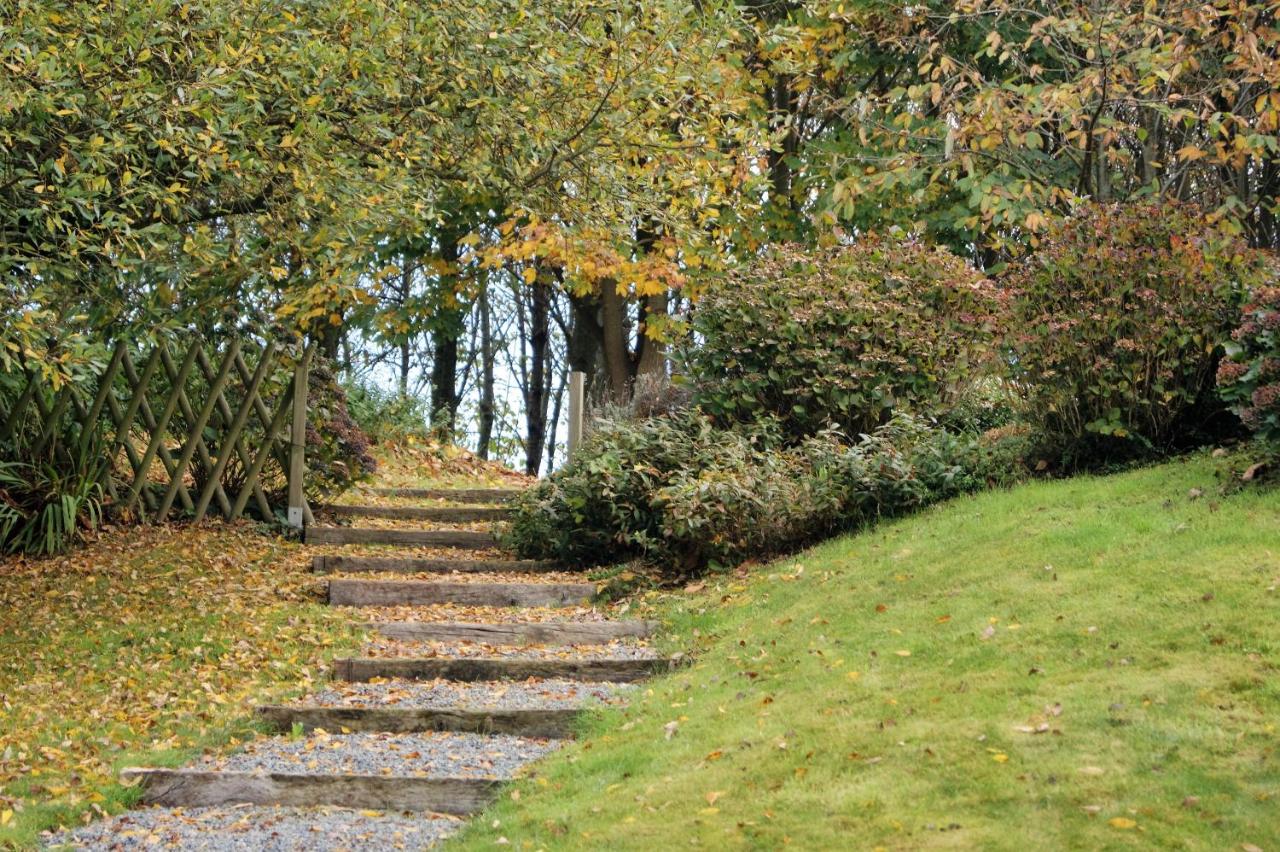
684,238,1002,441
506,412,1027,577
1001,203,1269,464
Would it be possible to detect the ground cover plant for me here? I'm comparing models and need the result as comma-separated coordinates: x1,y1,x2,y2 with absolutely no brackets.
456,453,1280,850
1219,284,1280,449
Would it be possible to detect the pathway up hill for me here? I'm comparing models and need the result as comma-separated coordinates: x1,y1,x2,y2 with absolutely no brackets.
48,457,680,849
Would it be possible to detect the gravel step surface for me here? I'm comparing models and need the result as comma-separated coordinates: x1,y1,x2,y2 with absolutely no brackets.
358,603,618,623
360,637,658,660
301,678,634,710
45,805,461,851
334,570,590,585
200,731,558,779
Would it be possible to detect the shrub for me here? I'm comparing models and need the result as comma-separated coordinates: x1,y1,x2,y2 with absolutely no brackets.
343,378,434,444
1218,284,1280,447
506,411,1025,578
302,363,377,500
1001,203,1270,464
684,238,1002,441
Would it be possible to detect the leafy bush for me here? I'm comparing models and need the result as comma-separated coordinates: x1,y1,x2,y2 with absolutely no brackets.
1001,203,1270,464
303,363,377,500
684,238,1002,441
343,378,434,444
506,411,1025,577
1218,284,1280,447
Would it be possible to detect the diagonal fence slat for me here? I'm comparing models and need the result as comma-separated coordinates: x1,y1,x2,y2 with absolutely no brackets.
122,341,201,520
191,342,277,520
193,347,270,520
155,341,241,521
121,351,197,516
157,345,232,519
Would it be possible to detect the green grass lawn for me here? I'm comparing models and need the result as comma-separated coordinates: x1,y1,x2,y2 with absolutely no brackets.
453,453,1280,850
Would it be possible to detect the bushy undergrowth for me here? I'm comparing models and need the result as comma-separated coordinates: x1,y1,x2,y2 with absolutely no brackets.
1001,203,1269,465
303,364,377,500
507,412,1026,577
1218,285,1280,448
685,238,1002,441
343,378,434,443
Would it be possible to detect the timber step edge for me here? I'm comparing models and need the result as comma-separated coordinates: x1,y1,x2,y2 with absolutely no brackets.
333,656,676,684
256,704,581,738
371,487,519,503
304,527,498,548
368,619,657,645
118,767,499,815
312,555,558,575
329,578,596,608
321,504,509,523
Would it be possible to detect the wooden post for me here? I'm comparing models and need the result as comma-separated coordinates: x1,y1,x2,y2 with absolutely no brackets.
287,346,311,530
566,370,585,458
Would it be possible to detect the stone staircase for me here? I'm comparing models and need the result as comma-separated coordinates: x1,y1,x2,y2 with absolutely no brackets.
92,485,672,846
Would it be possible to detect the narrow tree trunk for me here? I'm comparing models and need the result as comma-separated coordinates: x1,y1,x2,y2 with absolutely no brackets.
429,234,463,437
566,291,603,402
476,278,495,460
544,359,567,476
524,272,551,476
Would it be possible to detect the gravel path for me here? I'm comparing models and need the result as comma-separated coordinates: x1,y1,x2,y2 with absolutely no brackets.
301,678,634,710
45,805,461,850
359,637,658,660
200,731,559,779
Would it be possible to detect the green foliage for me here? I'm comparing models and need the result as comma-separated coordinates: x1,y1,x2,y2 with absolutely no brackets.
0,452,106,556
507,411,1026,577
685,238,1001,441
1001,203,1269,465
1218,284,1280,447
301,364,376,501
342,379,433,444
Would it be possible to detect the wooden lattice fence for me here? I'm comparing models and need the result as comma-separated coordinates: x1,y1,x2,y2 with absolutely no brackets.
0,335,313,527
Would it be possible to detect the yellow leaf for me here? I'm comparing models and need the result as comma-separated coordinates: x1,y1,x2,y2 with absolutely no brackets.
846,670,861,681
522,267,538,285
1176,145,1206,161
0,810,11,825
992,753,1009,763
1108,817,1137,830
895,650,911,657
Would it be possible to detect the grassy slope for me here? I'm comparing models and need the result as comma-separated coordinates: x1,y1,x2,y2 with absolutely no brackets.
454,454,1279,850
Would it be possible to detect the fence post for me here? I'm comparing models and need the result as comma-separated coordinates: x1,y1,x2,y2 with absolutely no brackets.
567,370,585,457
287,346,311,531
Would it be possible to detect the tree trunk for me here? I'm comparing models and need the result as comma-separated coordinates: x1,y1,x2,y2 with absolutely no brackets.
544,360,567,475
524,272,551,476
567,291,603,402
599,279,632,403
476,278,495,460
429,233,463,437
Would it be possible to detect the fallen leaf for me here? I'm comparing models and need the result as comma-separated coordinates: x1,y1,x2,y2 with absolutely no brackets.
1108,817,1136,830
705,790,726,806
663,721,679,740
894,650,911,657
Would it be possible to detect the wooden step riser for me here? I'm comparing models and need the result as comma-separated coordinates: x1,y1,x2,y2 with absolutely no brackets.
329,579,595,608
334,657,670,684
369,620,655,645
256,705,579,739
313,555,557,575
304,528,498,548
371,487,518,503
120,768,498,815
323,505,509,523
